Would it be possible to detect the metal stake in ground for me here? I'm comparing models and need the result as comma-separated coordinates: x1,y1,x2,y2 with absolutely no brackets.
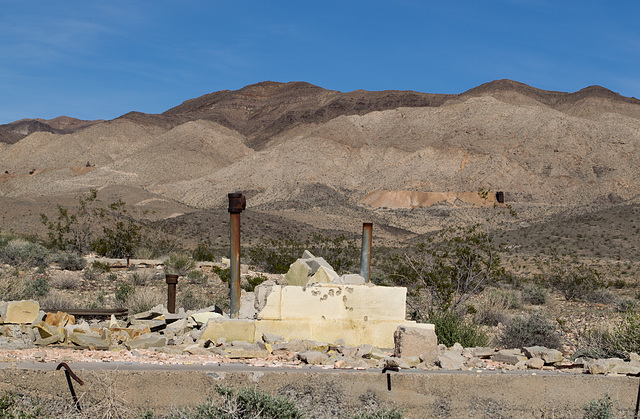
360,222,373,284
228,192,246,319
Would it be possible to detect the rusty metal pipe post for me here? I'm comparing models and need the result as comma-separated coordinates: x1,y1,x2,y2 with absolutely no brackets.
360,222,373,284
228,193,246,319
165,274,179,314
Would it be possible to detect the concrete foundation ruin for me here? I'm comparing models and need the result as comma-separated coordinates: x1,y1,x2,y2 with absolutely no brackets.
202,251,435,349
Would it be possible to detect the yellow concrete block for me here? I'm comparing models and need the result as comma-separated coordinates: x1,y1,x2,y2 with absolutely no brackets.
256,286,282,320
254,319,313,342
276,284,407,322
200,319,256,343
279,285,343,320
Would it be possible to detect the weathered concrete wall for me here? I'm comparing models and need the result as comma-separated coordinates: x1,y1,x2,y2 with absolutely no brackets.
1,363,637,418
201,283,435,347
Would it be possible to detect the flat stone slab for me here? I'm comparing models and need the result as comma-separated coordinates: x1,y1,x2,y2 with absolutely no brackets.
0,300,40,324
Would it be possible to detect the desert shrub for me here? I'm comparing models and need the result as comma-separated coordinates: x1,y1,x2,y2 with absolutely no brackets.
0,230,17,250
40,291,75,311
164,253,196,276
127,287,163,314
352,407,405,419
212,266,231,282
583,394,612,419
242,274,268,292
187,270,208,284
248,235,306,274
382,223,505,315
496,312,561,349
49,272,80,290
82,267,100,281
129,271,151,286
178,288,209,311
50,251,86,271
537,257,605,301
115,282,134,306
25,275,49,298
429,310,489,348
192,241,216,262
184,385,304,419
91,200,142,258
473,289,510,326
608,278,627,289
0,276,27,301
617,297,638,313
106,272,118,282
581,312,640,358
0,390,42,418
308,233,360,274
91,260,111,273
521,284,548,305
0,240,50,268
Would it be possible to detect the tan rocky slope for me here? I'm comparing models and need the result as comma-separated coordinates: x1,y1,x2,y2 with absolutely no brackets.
1,80,639,241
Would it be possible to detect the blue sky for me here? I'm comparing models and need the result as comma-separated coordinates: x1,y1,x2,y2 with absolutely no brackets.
1,0,639,124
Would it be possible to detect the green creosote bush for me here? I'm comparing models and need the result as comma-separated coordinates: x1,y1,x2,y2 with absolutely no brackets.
242,274,268,292
212,266,231,282
521,283,548,305
115,282,134,305
186,269,208,284
25,275,49,298
192,241,216,262
49,251,86,271
0,240,50,268
248,234,360,275
248,235,307,274
496,312,561,350
383,222,505,316
91,260,111,273
537,256,605,302
582,394,613,419
428,310,489,348
176,384,304,419
164,253,196,276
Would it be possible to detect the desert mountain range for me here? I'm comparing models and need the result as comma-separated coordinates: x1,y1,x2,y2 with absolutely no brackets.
1,80,640,248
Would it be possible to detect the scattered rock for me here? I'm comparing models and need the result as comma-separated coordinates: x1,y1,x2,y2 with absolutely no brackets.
394,325,438,363
523,346,563,364
0,300,40,324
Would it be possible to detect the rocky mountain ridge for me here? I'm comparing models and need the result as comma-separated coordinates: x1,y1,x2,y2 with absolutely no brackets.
1,80,639,246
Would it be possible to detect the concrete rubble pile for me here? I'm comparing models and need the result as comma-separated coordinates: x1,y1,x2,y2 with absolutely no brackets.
1,299,638,374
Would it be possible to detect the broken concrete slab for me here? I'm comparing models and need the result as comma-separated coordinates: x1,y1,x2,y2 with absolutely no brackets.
297,350,328,365
69,332,109,350
523,346,563,364
310,266,339,284
284,260,311,286
124,335,167,350
436,351,466,370
491,349,527,365
191,312,223,325
44,311,75,328
334,274,366,285
0,300,40,324
304,257,333,275
393,324,438,363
